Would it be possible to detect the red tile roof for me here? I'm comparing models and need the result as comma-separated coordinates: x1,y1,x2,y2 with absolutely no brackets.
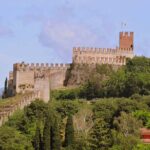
140,128,150,135
140,128,150,144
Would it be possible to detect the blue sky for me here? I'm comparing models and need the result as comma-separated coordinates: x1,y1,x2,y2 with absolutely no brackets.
0,0,150,86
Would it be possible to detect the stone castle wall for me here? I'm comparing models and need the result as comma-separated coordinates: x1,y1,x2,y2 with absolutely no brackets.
72,32,134,65
9,62,70,102
0,92,40,127
73,47,134,65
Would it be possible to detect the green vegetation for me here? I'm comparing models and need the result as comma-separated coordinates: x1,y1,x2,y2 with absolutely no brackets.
64,115,74,147
0,56,150,149
43,110,61,150
0,126,33,150
89,118,112,150
1,96,150,149
33,126,42,150
55,56,150,100
2,78,8,98
133,110,150,128
0,93,33,108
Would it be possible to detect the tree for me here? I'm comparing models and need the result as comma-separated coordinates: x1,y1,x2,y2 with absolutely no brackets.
111,131,140,150
43,110,61,150
0,126,33,150
33,125,43,150
89,118,112,150
123,73,140,97
133,110,150,126
82,80,97,100
113,112,142,137
93,100,118,125
51,118,61,150
112,112,142,150
133,143,150,150
64,115,74,147
17,100,48,138
2,77,8,98
56,101,79,118
24,100,48,122
117,99,148,114
43,114,51,150
105,69,126,97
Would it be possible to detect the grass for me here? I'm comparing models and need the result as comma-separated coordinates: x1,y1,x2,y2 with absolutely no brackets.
0,93,34,109
0,95,22,108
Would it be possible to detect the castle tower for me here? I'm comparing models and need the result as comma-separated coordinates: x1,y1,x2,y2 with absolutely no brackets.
119,32,134,49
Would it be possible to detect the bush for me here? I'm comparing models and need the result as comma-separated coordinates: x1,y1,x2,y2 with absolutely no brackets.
0,126,33,150
52,88,80,100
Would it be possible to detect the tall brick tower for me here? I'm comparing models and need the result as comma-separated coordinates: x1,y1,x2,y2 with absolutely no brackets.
119,32,134,49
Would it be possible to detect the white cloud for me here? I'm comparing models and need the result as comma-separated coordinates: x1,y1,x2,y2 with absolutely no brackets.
39,20,108,52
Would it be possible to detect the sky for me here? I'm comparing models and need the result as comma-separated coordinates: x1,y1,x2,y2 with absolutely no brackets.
0,0,150,87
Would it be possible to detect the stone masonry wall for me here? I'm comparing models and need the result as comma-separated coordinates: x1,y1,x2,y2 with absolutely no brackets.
11,63,70,102
0,92,40,127
73,47,134,65
73,32,134,65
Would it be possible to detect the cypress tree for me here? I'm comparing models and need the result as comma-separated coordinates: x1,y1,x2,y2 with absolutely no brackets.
43,110,61,150
51,118,61,150
64,115,74,147
33,126,43,150
2,78,8,98
43,114,51,150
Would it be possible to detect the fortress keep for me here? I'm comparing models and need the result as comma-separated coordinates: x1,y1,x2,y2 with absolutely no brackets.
7,32,134,102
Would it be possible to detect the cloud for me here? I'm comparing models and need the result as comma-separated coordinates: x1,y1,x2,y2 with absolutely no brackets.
39,21,108,51
0,25,13,37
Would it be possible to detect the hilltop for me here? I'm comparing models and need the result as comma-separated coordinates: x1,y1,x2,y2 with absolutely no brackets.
5,31,134,102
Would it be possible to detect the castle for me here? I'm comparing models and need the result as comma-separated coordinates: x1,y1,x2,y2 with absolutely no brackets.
73,32,134,65
7,32,134,102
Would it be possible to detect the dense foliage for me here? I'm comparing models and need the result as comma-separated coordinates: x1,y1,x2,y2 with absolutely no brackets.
0,96,150,149
2,78,8,98
54,57,150,100
64,115,74,147
0,56,150,149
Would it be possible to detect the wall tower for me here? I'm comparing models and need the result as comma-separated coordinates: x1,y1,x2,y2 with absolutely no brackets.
119,32,134,49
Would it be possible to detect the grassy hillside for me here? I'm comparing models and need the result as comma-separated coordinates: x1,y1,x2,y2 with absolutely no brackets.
0,94,22,107
0,95,150,149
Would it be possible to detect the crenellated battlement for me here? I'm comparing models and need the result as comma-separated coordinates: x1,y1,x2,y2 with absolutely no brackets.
73,47,116,53
73,47,133,54
14,62,70,71
119,32,134,49
120,32,134,37
11,61,70,100
72,33,134,65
